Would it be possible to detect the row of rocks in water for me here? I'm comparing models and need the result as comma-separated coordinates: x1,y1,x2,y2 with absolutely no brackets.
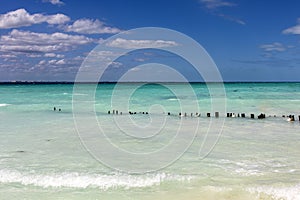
106,110,300,121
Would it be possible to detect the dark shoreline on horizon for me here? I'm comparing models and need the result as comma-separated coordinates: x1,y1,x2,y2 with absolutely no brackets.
1,81,300,85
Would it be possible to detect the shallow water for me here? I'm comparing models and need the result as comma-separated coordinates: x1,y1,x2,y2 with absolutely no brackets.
0,83,300,199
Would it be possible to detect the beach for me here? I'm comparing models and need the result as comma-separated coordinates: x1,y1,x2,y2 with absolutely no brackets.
0,82,300,200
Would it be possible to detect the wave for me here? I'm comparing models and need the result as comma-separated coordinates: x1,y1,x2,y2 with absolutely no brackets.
167,98,179,101
214,159,295,177
0,169,194,190
198,185,300,200
0,103,10,107
247,185,300,200
1,169,299,199
73,93,88,96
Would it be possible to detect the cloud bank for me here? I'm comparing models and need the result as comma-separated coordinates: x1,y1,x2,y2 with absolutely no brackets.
0,9,69,29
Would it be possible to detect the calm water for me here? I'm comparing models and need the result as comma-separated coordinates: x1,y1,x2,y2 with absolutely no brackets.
0,83,300,200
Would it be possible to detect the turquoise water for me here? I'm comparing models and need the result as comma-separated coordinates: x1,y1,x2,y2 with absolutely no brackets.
0,83,300,199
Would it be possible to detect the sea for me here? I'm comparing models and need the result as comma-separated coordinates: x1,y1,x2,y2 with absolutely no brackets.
0,82,300,200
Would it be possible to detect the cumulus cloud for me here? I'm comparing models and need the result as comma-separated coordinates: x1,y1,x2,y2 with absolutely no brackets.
84,50,120,64
260,42,287,52
63,19,120,34
0,8,70,29
0,54,17,59
46,14,70,25
282,18,300,35
26,54,42,58
56,59,66,65
44,53,64,58
33,57,81,79
37,58,80,68
42,0,64,5
106,38,178,49
0,29,94,53
38,60,47,65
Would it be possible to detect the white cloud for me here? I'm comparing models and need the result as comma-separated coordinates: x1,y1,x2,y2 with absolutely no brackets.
260,42,287,52
0,9,70,29
84,50,120,64
92,50,117,56
74,56,84,61
48,59,57,64
57,54,65,58
43,0,64,5
129,67,141,72
46,14,70,25
282,18,300,35
134,58,147,62
200,0,235,9
38,60,47,65
109,61,123,68
26,54,42,58
106,38,178,49
37,58,77,67
44,53,58,57
56,59,66,65
0,54,16,58
63,19,120,34
0,29,94,53
44,53,64,58
218,13,245,25
199,0,245,25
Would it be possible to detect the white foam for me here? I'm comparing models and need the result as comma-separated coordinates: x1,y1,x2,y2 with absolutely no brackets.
0,169,194,190
73,93,88,96
0,104,10,107
167,98,178,101
215,159,264,177
234,168,263,176
247,185,300,200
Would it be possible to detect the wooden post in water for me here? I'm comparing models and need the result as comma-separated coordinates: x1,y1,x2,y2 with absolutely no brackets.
215,112,219,118
207,113,210,117
251,114,254,119
241,113,245,118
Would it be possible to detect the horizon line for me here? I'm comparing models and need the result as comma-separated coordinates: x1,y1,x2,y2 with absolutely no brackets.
1,81,300,84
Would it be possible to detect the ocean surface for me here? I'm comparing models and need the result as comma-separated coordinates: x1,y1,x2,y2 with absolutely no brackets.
0,82,300,200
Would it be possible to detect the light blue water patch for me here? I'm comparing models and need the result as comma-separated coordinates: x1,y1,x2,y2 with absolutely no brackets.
0,83,300,199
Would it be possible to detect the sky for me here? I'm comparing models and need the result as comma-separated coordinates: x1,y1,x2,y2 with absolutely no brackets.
0,0,300,82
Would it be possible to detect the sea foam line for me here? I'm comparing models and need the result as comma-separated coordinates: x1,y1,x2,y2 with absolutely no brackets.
0,104,10,107
0,169,194,189
247,185,300,200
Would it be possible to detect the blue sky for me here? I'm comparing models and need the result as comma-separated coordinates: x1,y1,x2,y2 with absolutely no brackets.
0,0,300,81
